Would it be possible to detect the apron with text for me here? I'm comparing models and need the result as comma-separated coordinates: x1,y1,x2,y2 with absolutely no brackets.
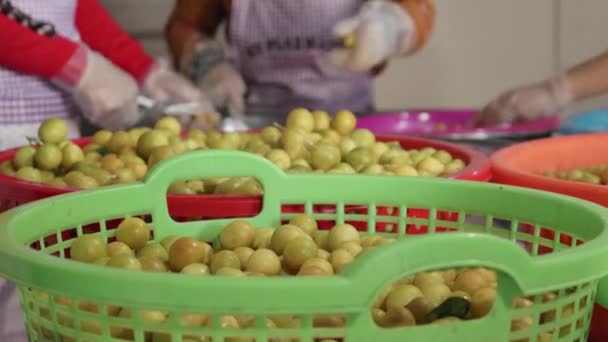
229,0,374,117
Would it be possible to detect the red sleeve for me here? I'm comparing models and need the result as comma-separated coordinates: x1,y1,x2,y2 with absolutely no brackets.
0,14,78,79
75,0,155,83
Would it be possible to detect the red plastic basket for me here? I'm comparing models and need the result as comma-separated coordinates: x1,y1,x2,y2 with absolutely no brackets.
0,134,490,214
491,133,608,342
0,135,489,240
0,134,490,249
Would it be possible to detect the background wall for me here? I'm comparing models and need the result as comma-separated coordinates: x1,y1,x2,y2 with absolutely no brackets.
100,0,608,114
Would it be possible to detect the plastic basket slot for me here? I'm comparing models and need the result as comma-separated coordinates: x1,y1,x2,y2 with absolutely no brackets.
105,218,123,233
20,288,63,340
372,206,397,233
341,203,376,234
209,313,259,341
62,294,101,340
284,203,409,234
507,282,597,342
23,289,101,341
367,205,399,234
378,208,462,236
35,290,65,341
103,312,137,341
492,217,512,229
520,223,586,255
516,223,585,257
29,240,41,251
433,209,460,233
281,202,436,235
537,296,588,329
280,202,309,223
282,203,307,215
39,230,71,258
31,297,353,342
403,208,433,236
282,203,339,231
373,205,405,236
528,224,543,257
82,221,102,235
458,214,488,233
386,205,406,236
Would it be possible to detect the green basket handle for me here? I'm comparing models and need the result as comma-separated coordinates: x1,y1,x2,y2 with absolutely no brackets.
142,150,287,231
346,233,531,294
144,150,286,190
347,230,608,311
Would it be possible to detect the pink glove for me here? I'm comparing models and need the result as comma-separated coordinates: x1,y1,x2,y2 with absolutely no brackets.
475,78,573,125
54,46,140,131
142,60,219,129
329,0,416,73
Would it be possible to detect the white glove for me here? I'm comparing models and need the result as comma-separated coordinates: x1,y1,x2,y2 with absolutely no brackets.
142,60,219,129
475,78,573,125
329,0,416,73
198,62,247,115
55,47,140,131
142,60,213,108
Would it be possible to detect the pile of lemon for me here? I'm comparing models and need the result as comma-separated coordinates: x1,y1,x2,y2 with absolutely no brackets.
0,109,466,196
33,215,565,342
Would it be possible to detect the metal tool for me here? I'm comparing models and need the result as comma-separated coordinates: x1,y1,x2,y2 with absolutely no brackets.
218,108,250,132
137,95,204,118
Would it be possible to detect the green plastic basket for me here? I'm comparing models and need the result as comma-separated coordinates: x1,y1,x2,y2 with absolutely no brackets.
1,150,608,342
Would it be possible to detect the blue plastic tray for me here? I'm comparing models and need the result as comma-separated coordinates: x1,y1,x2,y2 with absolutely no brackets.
560,108,608,134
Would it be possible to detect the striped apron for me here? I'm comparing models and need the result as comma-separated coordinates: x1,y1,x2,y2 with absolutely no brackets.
0,3,81,340
0,0,81,151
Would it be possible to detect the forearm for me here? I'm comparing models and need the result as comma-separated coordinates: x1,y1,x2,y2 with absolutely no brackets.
565,50,608,102
165,0,225,69
75,0,154,83
393,0,436,53
0,13,78,79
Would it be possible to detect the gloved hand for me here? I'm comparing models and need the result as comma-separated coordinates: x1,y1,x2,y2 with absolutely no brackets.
198,62,247,115
329,0,416,73
142,60,219,129
475,77,573,125
54,46,140,131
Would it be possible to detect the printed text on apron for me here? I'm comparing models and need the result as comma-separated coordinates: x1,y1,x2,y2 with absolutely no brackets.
229,0,374,117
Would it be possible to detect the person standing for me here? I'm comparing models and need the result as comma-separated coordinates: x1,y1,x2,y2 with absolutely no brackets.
0,0,216,150
166,0,436,118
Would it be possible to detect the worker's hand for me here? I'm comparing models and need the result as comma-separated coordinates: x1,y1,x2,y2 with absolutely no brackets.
475,79,573,126
57,47,141,131
142,60,219,129
198,62,247,115
329,0,416,73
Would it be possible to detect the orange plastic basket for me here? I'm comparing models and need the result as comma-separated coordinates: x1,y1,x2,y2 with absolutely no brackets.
491,133,608,206
491,133,608,342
